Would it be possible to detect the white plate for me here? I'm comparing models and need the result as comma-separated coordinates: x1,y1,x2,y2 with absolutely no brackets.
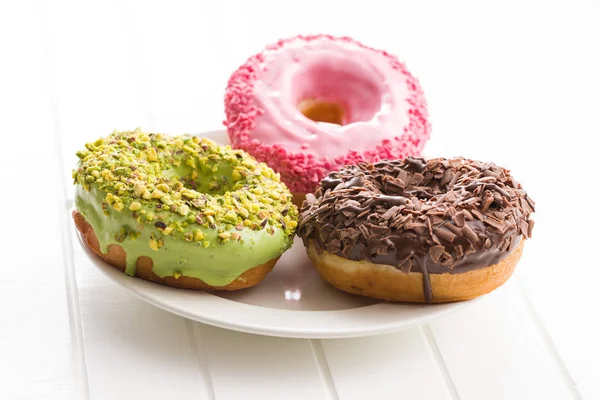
75,130,472,338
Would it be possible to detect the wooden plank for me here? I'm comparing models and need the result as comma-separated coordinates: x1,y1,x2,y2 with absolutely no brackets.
429,282,575,400
320,329,455,400
45,1,214,398
126,0,226,133
499,2,599,399
41,1,600,399
44,0,152,180
73,247,213,399
0,2,76,398
194,324,329,400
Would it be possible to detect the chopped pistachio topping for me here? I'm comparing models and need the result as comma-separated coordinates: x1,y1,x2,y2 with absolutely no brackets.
73,129,298,247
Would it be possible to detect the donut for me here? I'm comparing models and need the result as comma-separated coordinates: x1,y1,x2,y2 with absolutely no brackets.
297,157,535,303
224,34,430,199
72,129,298,291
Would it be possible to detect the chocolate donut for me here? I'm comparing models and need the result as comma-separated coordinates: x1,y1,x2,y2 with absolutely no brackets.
297,157,535,303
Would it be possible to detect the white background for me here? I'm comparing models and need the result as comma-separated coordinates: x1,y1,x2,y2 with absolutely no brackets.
1,0,598,399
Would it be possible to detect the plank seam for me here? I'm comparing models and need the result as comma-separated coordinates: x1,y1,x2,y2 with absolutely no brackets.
309,340,340,400
516,278,583,400
38,0,90,398
421,325,461,400
187,322,216,400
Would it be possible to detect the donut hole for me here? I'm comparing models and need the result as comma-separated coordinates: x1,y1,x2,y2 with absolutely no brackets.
360,161,445,203
162,164,237,196
293,62,382,126
298,99,344,125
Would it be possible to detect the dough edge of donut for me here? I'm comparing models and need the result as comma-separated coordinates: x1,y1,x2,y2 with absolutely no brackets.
306,239,524,303
73,210,278,291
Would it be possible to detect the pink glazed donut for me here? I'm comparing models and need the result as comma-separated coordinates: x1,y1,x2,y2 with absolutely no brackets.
224,34,430,195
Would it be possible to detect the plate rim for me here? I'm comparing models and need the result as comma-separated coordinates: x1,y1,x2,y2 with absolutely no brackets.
78,233,472,338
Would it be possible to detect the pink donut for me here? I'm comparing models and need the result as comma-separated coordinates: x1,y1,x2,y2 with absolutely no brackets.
224,34,430,194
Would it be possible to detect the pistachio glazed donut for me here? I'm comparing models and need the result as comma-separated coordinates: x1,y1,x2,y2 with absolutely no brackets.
72,129,298,290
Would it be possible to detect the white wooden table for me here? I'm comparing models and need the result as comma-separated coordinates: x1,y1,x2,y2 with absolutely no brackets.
1,1,598,399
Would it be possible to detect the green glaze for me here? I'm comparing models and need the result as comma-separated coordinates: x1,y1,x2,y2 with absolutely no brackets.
73,129,298,286
75,186,291,285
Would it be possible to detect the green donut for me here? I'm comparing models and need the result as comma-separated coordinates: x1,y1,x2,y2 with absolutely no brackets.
72,129,298,287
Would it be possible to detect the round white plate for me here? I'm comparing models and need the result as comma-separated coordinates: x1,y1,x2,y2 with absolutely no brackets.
76,129,472,338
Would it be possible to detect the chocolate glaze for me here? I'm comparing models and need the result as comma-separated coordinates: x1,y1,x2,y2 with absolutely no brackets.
298,157,535,303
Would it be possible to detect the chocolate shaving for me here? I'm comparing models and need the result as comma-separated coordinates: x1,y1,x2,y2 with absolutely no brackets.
481,192,494,212
441,169,454,186
358,224,370,238
452,211,465,227
399,258,412,274
429,245,445,263
410,173,424,186
411,197,421,211
462,223,480,244
462,209,474,221
483,216,505,232
518,219,529,236
441,256,455,267
426,217,433,236
381,206,400,220
525,194,536,211
325,239,341,253
527,220,535,238
455,244,464,259
434,228,456,243
445,190,459,203
369,224,389,235
443,206,456,218
444,222,463,236
406,222,427,235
